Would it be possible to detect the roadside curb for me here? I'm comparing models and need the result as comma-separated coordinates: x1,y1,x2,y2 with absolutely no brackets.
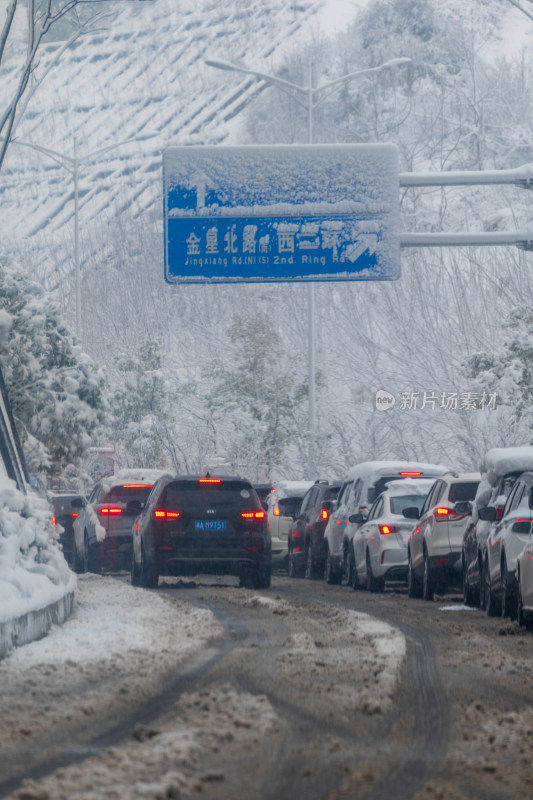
0,590,76,660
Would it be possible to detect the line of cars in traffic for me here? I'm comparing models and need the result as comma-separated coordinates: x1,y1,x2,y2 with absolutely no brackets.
49,446,533,632
275,448,533,631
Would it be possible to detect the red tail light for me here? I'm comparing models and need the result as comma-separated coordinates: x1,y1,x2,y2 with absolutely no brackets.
153,509,180,520
321,509,329,520
400,471,421,476
434,506,461,521
199,478,221,484
241,511,265,519
379,524,396,535
98,507,123,515
122,484,153,489
274,507,280,516
72,512,79,518
52,515,56,526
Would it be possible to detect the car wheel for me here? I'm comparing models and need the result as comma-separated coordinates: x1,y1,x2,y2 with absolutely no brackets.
365,551,384,593
305,541,318,580
325,550,340,585
422,550,434,601
254,559,272,589
407,551,420,598
463,557,474,607
131,552,141,587
349,550,359,591
139,546,159,589
73,540,85,574
517,570,533,631
288,546,303,578
501,557,516,620
484,557,501,617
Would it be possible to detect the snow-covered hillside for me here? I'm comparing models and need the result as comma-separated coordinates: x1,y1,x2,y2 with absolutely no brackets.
0,0,330,246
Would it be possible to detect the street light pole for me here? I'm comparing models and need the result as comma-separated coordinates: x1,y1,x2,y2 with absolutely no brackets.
206,55,410,477
9,134,155,345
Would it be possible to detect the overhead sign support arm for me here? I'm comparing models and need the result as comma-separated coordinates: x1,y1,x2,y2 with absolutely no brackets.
400,163,533,251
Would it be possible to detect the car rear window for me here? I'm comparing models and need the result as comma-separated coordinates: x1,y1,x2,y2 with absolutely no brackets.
390,494,427,515
105,485,154,505
448,482,479,503
162,480,260,513
278,496,303,516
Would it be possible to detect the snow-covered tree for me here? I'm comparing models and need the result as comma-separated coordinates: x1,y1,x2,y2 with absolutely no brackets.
0,255,107,478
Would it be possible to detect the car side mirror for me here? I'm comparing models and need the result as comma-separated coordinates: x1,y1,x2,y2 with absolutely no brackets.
349,512,365,524
478,506,497,522
402,506,421,520
71,497,84,509
454,501,472,516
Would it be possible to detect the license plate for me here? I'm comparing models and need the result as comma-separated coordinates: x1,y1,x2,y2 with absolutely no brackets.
195,520,226,531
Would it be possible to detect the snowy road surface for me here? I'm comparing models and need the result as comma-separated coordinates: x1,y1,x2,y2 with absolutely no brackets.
2,574,533,799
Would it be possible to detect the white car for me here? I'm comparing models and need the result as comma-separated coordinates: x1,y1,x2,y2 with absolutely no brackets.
348,479,433,592
481,470,533,618
266,481,313,570
327,461,449,587
406,472,480,600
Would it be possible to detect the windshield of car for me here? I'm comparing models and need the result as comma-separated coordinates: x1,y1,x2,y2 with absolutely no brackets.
163,480,260,512
448,481,479,503
390,494,427,515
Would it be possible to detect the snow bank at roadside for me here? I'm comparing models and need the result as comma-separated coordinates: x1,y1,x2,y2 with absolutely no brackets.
0,476,75,625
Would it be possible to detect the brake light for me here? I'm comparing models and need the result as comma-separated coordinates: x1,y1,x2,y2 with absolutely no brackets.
52,515,56,526
72,512,79,518
400,471,421,476
241,511,265,519
322,509,329,520
199,478,221,484
274,507,280,516
434,506,462,521
153,509,180,520
98,507,123,515
122,484,153,489
379,524,394,535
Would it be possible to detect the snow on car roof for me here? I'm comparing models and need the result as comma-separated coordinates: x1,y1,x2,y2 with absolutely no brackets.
270,480,314,499
104,469,170,489
480,447,533,486
346,461,449,482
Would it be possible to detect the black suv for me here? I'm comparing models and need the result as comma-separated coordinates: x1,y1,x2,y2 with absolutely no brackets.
131,475,272,589
287,480,342,579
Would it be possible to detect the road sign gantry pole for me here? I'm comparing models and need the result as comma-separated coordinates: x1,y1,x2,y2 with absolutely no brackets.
205,56,411,478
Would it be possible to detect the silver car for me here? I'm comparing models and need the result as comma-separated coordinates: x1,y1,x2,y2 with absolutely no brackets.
266,481,313,570
349,479,433,592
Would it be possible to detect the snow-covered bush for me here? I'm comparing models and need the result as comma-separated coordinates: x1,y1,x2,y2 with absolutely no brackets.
0,474,75,623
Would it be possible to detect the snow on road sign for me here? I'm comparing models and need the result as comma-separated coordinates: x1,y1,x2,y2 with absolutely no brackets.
163,144,400,284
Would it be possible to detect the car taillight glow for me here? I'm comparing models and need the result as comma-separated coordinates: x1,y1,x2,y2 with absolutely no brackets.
122,484,153,489
321,509,329,520
154,509,180,519
274,507,280,516
199,478,221,484
98,507,123,515
400,471,422,476
72,512,79,518
241,511,265,519
379,524,395,535
434,506,461,520
52,515,56,526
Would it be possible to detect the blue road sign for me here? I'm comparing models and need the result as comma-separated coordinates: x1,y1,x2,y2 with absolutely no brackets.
163,144,400,284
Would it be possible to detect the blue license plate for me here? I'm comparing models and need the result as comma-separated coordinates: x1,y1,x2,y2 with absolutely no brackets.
195,520,226,531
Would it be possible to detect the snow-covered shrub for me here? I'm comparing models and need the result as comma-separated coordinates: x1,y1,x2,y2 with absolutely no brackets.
0,475,75,623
